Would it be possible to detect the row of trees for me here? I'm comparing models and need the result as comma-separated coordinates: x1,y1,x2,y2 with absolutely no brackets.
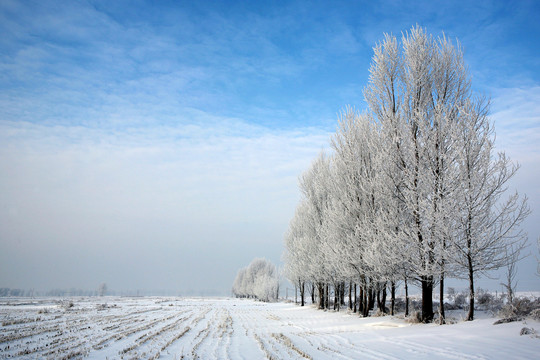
0,285,108,297
232,258,280,302
284,26,529,323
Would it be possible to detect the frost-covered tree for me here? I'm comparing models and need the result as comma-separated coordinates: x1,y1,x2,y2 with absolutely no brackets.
232,268,247,298
364,26,469,322
98,283,107,297
452,97,529,320
283,25,529,324
283,200,315,306
298,152,334,309
329,107,384,315
232,258,279,302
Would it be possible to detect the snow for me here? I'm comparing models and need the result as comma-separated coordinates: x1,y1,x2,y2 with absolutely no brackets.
1,297,539,359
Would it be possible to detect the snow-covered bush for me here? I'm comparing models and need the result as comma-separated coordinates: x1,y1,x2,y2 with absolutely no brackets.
477,291,493,307
511,298,537,317
393,298,407,313
232,258,279,302
454,294,467,309
497,296,540,320
473,290,505,314
530,308,540,321
520,327,536,336
405,311,423,324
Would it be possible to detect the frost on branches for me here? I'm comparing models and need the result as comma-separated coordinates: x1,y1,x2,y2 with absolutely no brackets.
283,26,529,323
232,258,280,302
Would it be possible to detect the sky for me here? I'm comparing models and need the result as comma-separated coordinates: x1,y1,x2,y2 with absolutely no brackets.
1,0,539,295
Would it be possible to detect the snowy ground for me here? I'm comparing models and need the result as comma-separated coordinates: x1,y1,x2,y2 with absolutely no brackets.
1,297,539,359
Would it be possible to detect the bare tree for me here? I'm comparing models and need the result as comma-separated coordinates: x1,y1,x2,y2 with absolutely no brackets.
501,244,519,305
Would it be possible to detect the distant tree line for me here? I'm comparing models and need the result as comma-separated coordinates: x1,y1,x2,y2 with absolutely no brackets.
0,288,103,297
283,26,529,323
232,258,280,302
0,283,109,297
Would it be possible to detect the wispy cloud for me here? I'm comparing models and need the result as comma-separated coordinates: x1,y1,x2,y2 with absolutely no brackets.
491,86,540,163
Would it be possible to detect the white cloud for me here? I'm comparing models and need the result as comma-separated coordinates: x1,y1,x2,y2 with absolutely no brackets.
491,86,540,164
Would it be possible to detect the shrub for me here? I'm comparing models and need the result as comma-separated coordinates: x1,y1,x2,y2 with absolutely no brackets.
529,308,540,321
477,292,493,307
61,301,74,310
405,311,423,324
513,298,534,317
520,327,536,336
497,296,540,320
393,298,406,313
454,294,467,309
447,287,456,301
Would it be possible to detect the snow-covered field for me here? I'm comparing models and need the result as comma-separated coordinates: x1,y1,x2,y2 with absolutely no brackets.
1,297,539,359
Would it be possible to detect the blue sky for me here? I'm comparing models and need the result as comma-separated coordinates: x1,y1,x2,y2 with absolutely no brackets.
1,0,539,294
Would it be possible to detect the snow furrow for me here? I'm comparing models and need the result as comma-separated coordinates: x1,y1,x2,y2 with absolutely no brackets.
1,297,538,360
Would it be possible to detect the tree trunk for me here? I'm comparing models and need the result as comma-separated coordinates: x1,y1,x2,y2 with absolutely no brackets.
360,281,366,317
438,274,445,324
325,284,329,309
349,282,352,311
363,281,372,317
360,285,365,316
334,283,338,311
353,283,357,313
368,286,375,311
467,259,475,321
300,281,305,307
311,283,315,304
405,277,409,317
390,281,396,316
421,275,434,323
318,283,324,309
376,289,382,312
358,285,363,315
360,277,367,317
381,284,387,314
405,278,410,317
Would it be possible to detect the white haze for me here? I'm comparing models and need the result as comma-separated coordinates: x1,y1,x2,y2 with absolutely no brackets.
0,116,330,294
